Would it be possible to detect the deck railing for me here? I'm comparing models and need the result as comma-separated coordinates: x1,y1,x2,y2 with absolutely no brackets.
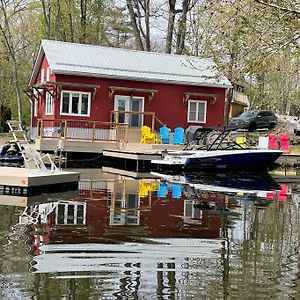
37,119,128,143
110,110,165,131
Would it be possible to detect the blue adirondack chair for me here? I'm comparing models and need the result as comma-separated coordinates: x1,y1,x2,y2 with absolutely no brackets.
159,126,170,144
172,127,185,145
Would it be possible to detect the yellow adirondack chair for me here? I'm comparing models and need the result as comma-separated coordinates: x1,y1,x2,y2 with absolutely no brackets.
236,136,247,148
140,125,158,144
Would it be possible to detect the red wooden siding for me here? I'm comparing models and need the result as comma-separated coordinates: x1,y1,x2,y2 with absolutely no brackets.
32,56,226,129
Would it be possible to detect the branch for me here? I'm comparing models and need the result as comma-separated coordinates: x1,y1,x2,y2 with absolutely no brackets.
254,0,300,15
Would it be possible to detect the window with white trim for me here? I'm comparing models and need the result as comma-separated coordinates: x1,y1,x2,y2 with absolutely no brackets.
60,91,91,116
33,90,38,117
40,68,45,83
56,203,86,225
46,67,50,81
187,100,207,123
45,92,54,115
34,99,38,116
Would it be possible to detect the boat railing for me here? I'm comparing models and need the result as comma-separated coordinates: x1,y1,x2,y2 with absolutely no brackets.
184,128,252,151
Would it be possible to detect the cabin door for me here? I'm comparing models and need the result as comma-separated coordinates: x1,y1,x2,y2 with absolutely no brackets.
114,96,144,127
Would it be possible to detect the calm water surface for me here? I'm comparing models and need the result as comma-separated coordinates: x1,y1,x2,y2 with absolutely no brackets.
0,169,300,299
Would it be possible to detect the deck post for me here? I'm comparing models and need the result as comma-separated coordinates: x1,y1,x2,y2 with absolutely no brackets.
151,113,155,131
63,121,67,139
92,122,96,141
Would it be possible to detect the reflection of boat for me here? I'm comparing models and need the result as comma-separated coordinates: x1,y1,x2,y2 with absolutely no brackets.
32,239,223,273
151,126,282,172
0,140,24,167
151,171,281,197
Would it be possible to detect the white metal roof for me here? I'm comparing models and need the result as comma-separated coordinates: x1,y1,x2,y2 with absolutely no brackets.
29,40,232,88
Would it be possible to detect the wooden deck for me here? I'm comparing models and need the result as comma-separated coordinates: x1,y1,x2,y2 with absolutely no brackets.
36,137,184,154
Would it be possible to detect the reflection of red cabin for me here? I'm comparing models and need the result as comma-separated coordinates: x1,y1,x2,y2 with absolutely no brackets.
30,180,226,255
26,40,231,152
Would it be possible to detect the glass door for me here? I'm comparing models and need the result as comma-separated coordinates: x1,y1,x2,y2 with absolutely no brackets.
114,96,144,127
129,98,143,127
115,97,127,123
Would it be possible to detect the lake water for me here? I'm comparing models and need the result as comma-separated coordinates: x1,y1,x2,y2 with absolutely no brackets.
0,168,300,299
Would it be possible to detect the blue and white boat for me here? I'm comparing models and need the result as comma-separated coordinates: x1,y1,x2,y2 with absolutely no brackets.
151,126,283,172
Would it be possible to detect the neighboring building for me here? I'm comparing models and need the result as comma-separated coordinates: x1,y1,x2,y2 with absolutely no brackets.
229,84,249,118
27,40,231,134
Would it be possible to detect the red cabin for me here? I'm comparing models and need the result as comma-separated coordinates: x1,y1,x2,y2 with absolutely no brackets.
27,40,231,153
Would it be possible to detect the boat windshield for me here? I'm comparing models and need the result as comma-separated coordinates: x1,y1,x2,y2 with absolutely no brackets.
184,129,252,151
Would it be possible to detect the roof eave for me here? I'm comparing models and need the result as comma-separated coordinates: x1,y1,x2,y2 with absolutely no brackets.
28,44,45,87
52,69,232,89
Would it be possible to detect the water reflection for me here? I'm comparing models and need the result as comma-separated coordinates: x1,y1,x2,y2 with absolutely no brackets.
0,170,299,299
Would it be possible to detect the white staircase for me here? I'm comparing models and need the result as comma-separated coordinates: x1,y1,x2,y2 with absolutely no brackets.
6,120,58,172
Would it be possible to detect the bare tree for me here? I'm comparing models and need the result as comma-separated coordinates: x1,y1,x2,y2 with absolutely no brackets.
54,0,60,40
40,0,51,39
165,0,176,53
126,0,151,51
65,0,74,42
80,0,87,43
165,0,198,54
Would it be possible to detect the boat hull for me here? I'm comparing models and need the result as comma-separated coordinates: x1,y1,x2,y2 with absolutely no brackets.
184,150,282,171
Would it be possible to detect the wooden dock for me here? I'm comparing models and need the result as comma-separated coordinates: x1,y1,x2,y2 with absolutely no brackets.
0,167,80,196
102,144,183,172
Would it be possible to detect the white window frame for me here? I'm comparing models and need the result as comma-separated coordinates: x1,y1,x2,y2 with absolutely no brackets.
40,68,45,83
46,67,50,81
114,95,144,126
45,91,54,115
187,100,207,123
60,90,91,117
34,99,38,117
55,203,86,225
33,90,38,117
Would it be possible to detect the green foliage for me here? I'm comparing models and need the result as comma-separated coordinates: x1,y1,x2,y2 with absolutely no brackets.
0,0,300,124
0,105,11,132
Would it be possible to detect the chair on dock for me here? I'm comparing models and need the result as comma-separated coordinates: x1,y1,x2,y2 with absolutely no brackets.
236,136,247,148
279,133,290,152
258,136,269,149
268,133,278,149
159,126,170,144
172,127,185,145
140,126,157,144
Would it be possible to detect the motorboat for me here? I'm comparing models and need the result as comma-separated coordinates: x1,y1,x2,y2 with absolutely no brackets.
151,126,283,172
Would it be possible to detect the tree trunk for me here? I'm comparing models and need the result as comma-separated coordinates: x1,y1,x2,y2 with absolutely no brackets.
40,0,51,39
176,0,189,54
80,0,87,43
224,88,233,125
126,0,144,50
144,0,151,51
165,0,176,53
65,0,74,42
55,0,61,40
